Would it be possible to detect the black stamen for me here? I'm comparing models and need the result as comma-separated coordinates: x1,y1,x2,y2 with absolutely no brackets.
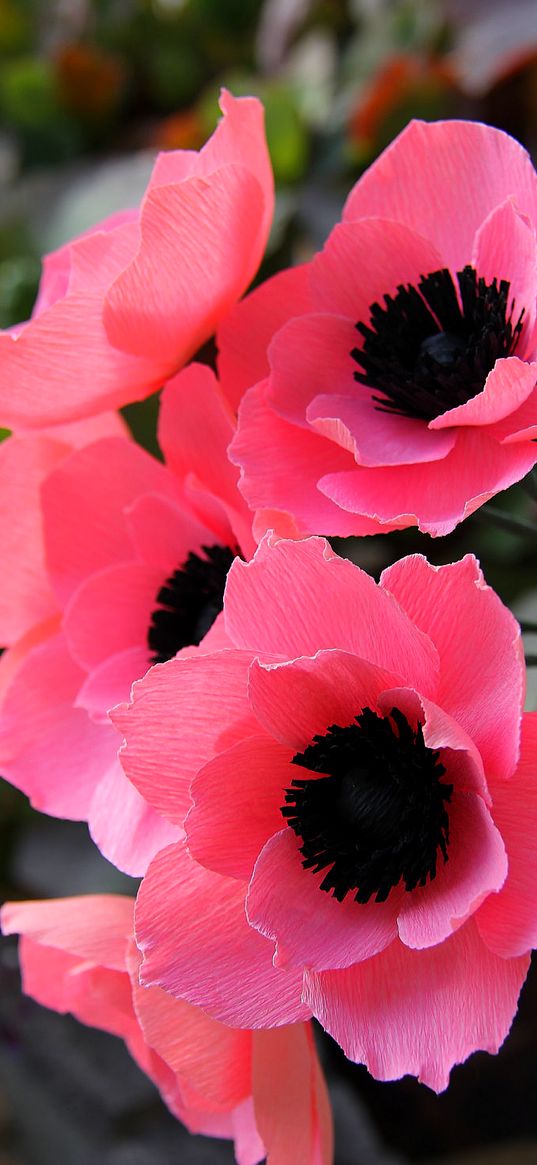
351,265,525,421
281,707,452,904
147,544,235,665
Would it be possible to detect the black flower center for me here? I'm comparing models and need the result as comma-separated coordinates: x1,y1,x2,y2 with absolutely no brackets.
281,707,452,904
147,544,235,665
351,265,525,421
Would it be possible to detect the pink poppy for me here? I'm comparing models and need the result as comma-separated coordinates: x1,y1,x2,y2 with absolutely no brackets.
226,120,537,536
1,895,332,1165
0,364,254,874
0,91,273,428
115,535,537,1089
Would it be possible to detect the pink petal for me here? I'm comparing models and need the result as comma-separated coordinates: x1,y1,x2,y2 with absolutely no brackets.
477,712,537,957
230,381,364,537
252,1026,333,1165
307,393,455,467
128,943,252,1111
310,218,444,320
159,364,254,555
397,791,507,949
43,436,180,604
31,409,128,446
76,646,150,722
89,759,180,877
112,649,258,825
0,632,119,819
1,894,133,970
103,170,266,365
187,734,293,881
225,534,439,696
0,435,64,644
472,197,537,355
268,313,357,425
135,841,309,1028
344,120,537,272
218,264,314,412
125,492,217,572
304,919,530,1091
319,427,537,537
380,554,524,781
489,387,537,444
63,561,164,670
0,292,162,429
149,91,273,239
429,358,537,430
248,650,407,750
247,828,399,971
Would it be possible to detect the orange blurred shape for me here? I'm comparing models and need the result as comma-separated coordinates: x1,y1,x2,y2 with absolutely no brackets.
348,54,456,149
152,109,206,151
54,42,126,120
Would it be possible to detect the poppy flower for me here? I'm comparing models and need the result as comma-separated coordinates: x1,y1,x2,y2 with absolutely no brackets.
227,120,537,536
1,895,333,1165
0,364,254,874
115,535,537,1089
0,91,273,428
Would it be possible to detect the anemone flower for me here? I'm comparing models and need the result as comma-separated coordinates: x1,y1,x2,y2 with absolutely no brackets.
227,120,537,536
115,535,537,1090
0,365,254,874
1,896,332,1165
0,92,273,428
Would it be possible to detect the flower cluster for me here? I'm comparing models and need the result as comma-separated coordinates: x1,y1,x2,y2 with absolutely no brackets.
1,92,537,1163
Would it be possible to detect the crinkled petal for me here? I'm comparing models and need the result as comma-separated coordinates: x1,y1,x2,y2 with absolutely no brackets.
429,358,537,430
380,554,524,781
247,828,399,971
135,841,309,1028
304,919,529,1091
1,894,133,970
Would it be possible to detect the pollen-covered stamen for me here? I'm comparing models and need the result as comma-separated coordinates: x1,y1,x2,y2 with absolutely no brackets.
351,265,525,422
281,707,452,904
147,544,235,665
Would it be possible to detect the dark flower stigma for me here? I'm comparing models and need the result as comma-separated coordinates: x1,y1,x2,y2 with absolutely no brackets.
351,265,525,421
281,707,452,904
147,544,235,664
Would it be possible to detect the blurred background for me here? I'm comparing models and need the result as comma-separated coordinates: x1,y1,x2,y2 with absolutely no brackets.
1,1,536,1162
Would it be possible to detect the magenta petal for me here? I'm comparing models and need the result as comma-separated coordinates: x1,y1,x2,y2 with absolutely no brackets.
477,713,537,958
248,651,405,751
225,534,439,696
310,218,443,320
380,554,524,781
43,437,180,604
247,829,399,971
344,120,537,272
112,650,258,826
397,792,507,949
187,735,293,881
218,263,314,412
319,427,537,537
135,841,309,1028
89,759,180,877
305,920,529,1091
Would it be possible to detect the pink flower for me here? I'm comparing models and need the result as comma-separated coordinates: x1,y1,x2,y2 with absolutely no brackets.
1,895,333,1165
0,364,254,875
114,535,537,1090
227,120,537,536
0,92,273,428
